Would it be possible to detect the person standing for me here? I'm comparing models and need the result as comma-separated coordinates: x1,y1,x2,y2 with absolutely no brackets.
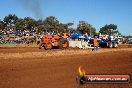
93,37,99,51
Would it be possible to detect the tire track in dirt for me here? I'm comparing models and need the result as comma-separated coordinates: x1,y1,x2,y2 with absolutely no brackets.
0,48,132,59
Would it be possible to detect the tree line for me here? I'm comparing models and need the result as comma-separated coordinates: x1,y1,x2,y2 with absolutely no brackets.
0,14,120,35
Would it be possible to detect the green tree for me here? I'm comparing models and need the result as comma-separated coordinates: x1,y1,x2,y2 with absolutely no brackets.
0,20,4,30
67,22,74,26
3,14,18,27
90,27,96,35
99,24,117,35
77,21,96,35
15,18,25,30
23,17,36,30
43,16,59,33
58,23,68,33
35,19,46,33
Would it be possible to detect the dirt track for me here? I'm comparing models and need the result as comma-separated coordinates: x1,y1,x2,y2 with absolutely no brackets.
0,45,132,88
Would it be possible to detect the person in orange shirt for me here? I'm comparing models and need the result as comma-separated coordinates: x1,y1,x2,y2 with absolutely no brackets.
93,36,99,51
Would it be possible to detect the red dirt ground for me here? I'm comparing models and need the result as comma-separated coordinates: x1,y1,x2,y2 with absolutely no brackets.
0,45,132,88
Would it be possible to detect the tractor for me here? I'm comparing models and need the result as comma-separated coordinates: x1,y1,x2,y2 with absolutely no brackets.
39,33,69,50
70,33,118,48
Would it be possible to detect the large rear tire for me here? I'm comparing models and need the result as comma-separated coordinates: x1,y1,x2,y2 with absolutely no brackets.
44,42,52,50
58,38,69,49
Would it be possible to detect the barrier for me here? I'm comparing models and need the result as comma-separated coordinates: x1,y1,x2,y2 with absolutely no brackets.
69,40,93,49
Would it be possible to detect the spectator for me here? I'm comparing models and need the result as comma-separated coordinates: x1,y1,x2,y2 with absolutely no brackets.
36,36,41,45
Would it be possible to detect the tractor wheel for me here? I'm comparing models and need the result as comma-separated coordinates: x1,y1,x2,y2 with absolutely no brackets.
44,42,52,50
113,43,118,48
58,38,69,49
108,42,113,48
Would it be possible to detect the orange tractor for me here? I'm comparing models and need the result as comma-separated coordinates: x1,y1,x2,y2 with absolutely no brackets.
39,33,69,50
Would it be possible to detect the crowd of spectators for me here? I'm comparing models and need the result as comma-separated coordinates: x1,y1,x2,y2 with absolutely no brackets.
0,28,42,45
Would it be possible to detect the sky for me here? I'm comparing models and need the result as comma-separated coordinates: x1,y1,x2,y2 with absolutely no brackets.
0,0,132,35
